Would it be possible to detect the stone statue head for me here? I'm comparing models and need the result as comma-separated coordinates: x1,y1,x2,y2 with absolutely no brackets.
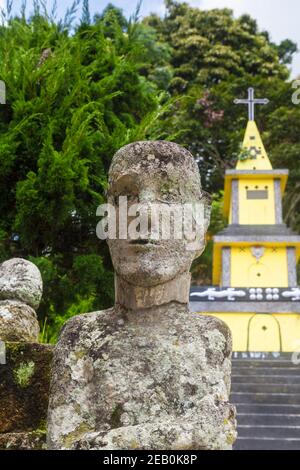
107,141,210,288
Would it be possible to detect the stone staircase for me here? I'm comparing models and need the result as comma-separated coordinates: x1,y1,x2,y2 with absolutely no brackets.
231,354,300,450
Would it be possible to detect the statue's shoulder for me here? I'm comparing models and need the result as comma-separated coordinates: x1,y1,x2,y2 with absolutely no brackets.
55,307,120,351
192,311,231,334
189,311,232,358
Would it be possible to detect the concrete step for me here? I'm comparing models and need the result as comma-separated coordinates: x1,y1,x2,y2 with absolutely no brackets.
235,403,300,415
232,367,300,376
232,374,300,384
234,437,300,450
238,413,300,426
237,425,300,439
231,355,300,450
232,353,293,361
233,362,300,370
232,360,297,368
231,392,300,405
232,383,300,393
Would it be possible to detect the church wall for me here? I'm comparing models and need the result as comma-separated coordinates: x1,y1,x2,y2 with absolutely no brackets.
230,246,288,287
202,312,300,352
238,179,275,225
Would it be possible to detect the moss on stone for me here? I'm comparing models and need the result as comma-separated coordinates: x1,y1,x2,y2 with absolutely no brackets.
74,350,86,360
63,423,91,449
0,430,46,450
6,342,25,360
110,403,123,428
13,361,35,388
0,342,54,434
226,432,236,445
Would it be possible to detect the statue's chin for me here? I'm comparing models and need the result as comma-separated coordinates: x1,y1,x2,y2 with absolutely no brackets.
109,239,199,287
116,263,184,288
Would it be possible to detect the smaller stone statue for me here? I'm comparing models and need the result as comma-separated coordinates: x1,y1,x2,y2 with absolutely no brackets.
0,258,42,342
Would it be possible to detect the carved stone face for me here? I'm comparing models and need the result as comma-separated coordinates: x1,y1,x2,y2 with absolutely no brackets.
107,141,210,287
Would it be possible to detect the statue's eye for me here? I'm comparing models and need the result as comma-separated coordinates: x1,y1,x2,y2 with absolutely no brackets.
127,194,138,203
113,194,138,205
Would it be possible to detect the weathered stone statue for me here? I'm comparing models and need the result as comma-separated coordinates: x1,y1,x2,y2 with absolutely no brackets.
47,141,236,450
0,258,53,450
0,258,42,342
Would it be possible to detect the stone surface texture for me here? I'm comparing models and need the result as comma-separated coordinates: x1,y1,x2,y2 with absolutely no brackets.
0,258,43,310
0,301,39,343
0,431,46,450
48,305,236,450
0,258,42,342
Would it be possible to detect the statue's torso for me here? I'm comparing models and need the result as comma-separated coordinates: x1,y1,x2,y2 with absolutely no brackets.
47,303,234,449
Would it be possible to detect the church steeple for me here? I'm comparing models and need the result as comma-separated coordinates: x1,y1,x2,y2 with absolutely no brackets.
236,120,272,170
234,88,272,170
222,89,288,226
213,87,299,289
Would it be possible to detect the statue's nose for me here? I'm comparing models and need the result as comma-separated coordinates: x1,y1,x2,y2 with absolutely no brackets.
138,190,156,203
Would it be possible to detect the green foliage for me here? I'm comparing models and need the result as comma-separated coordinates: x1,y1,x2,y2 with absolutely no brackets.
0,0,298,341
144,2,297,196
191,192,226,284
145,1,290,88
0,1,179,341
145,1,299,280
238,146,256,162
276,39,298,65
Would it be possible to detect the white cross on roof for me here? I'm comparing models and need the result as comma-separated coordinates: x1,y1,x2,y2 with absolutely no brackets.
234,87,269,121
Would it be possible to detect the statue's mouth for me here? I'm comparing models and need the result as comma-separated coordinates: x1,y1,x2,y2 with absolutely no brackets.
129,239,159,246
131,239,149,245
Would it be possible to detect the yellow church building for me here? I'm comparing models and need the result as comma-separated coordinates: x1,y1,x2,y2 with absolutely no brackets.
190,88,300,353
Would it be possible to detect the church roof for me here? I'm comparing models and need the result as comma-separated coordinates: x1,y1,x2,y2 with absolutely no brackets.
236,120,272,171
214,224,300,243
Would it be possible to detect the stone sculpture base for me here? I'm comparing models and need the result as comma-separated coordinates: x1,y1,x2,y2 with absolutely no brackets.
48,305,236,450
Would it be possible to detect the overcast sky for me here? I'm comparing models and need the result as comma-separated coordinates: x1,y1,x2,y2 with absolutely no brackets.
3,0,300,76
